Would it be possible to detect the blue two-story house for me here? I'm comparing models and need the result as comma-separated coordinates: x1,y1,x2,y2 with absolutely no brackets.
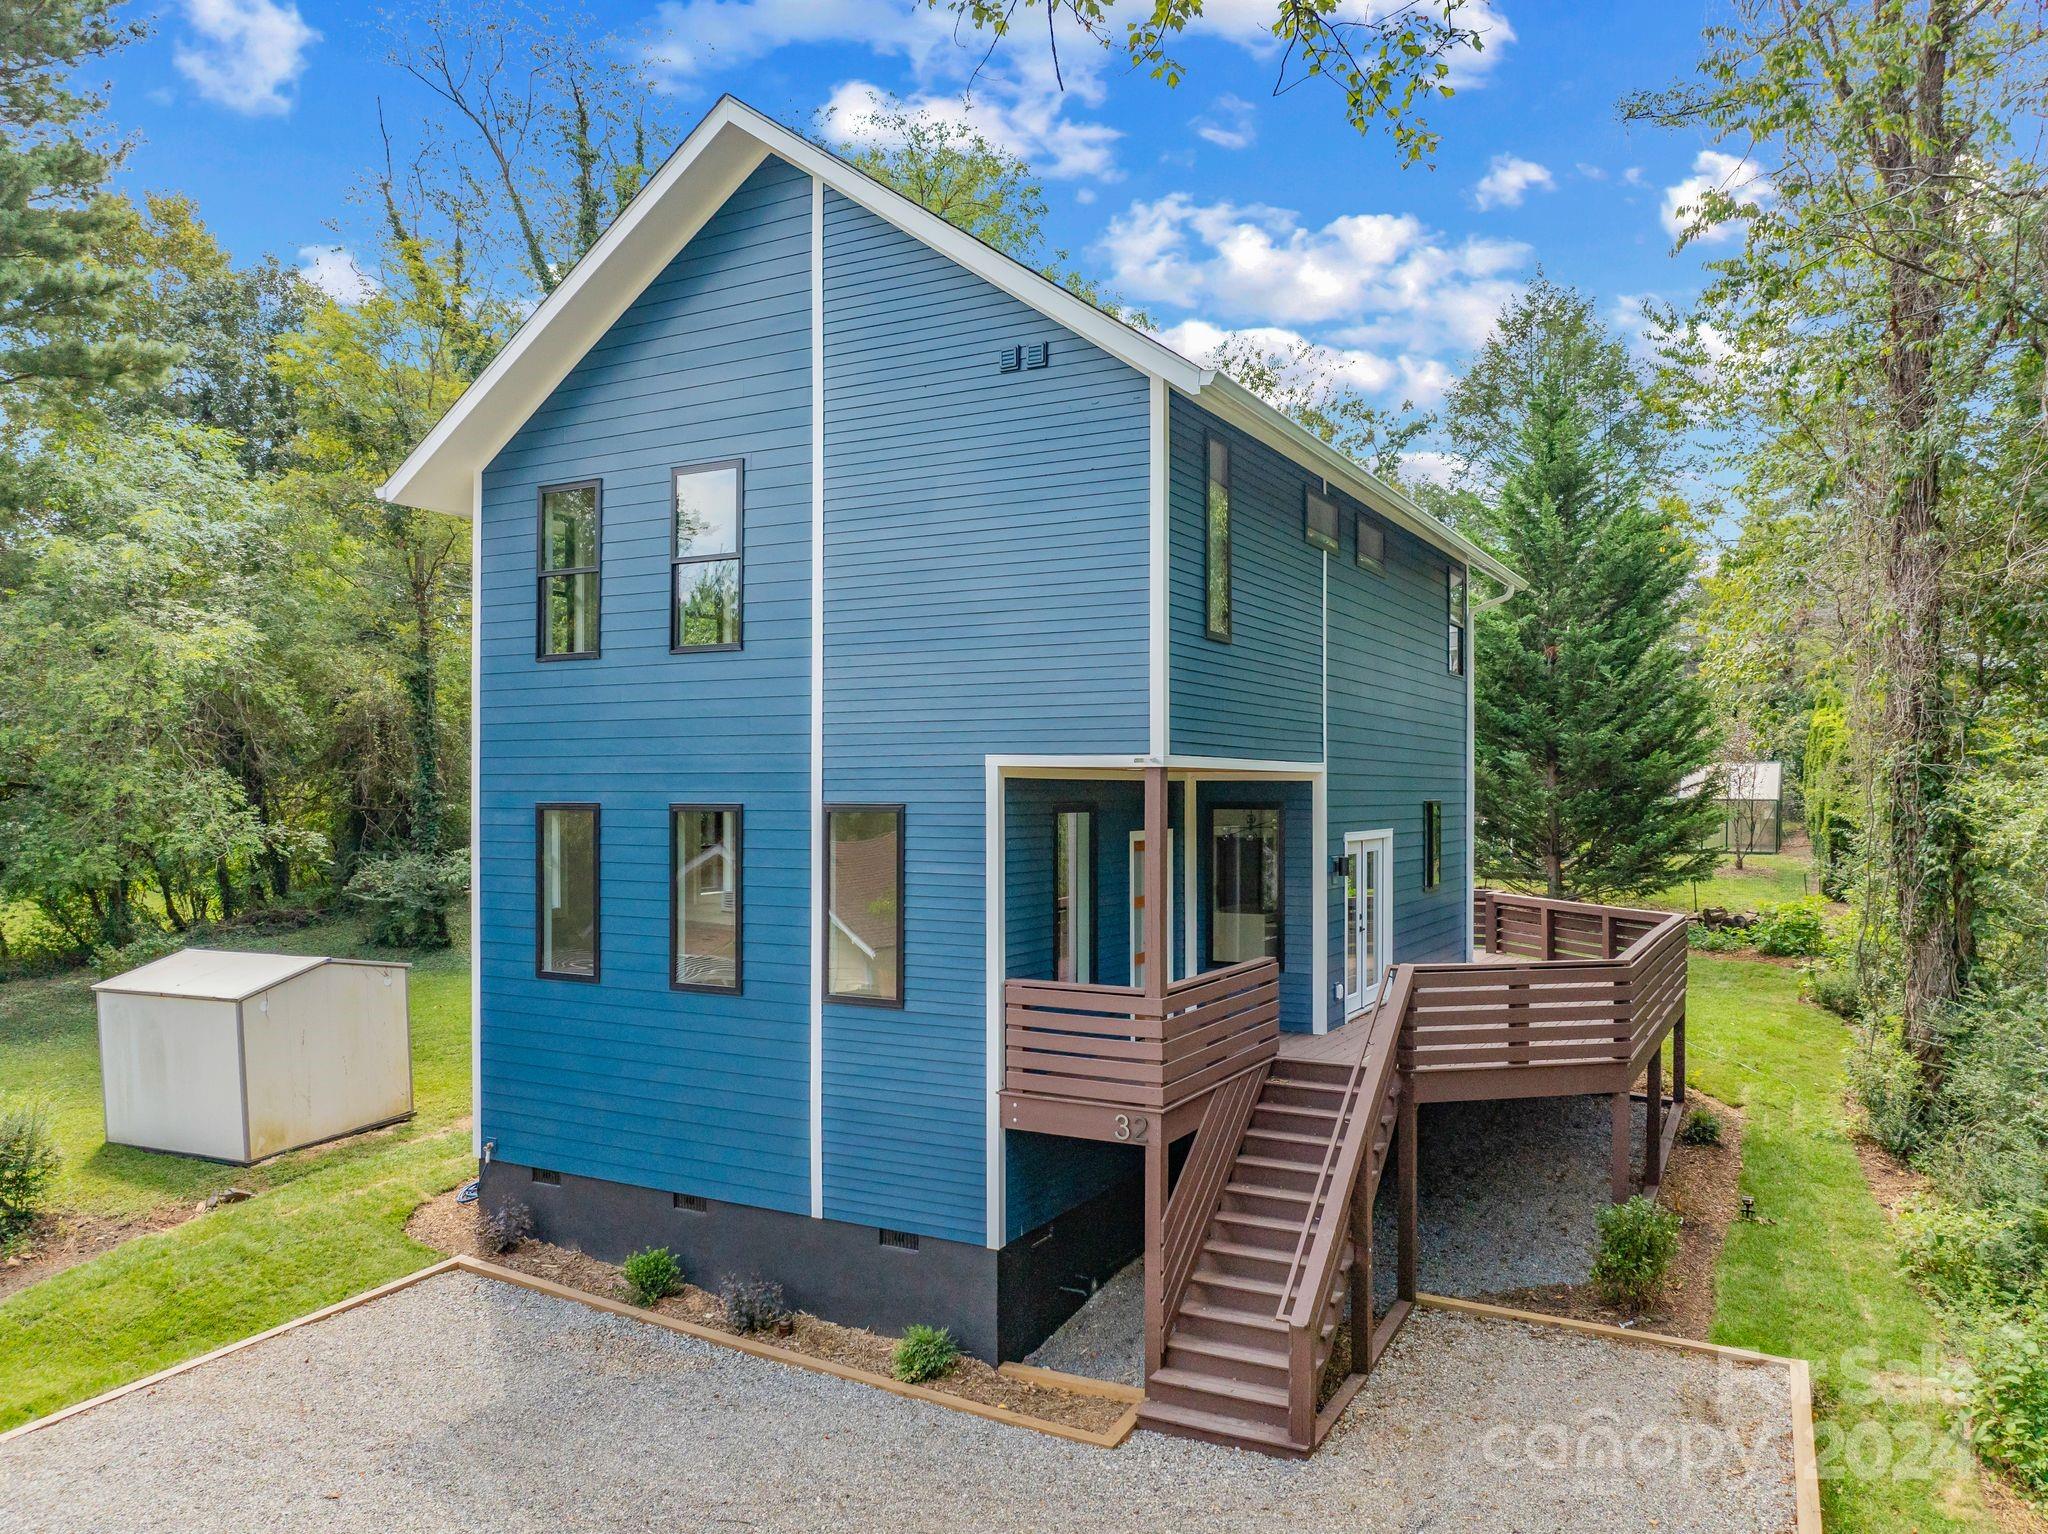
382,97,1520,1395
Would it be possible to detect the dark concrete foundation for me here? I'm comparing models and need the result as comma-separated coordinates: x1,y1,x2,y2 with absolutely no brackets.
479,1160,1141,1362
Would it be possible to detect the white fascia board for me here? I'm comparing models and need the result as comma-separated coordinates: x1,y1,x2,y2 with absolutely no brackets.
1193,376,1524,595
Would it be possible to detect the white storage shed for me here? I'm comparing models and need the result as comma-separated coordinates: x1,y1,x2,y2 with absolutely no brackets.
94,950,412,1164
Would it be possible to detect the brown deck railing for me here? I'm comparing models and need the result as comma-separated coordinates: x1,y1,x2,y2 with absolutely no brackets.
1001,957,1280,1113
1402,891,1689,1100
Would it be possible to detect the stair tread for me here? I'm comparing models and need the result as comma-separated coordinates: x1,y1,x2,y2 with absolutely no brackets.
1149,1366,1290,1408
1200,1239,1293,1264
1235,1154,1321,1174
1137,1399,1302,1452
1178,1301,1285,1332
1212,1210,1310,1233
1168,1335,1289,1368
1244,1128,1341,1147
1193,1265,1286,1296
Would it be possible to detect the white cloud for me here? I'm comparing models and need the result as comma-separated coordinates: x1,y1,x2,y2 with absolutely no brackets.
1098,193,1528,357
173,0,318,116
1574,162,1607,182
1661,149,1773,243
1191,94,1258,150
1155,318,1457,409
1400,449,1460,488
297,245,377,304
1471,154,1554,210
821,71,1120,182
1185,0,1515,87
1621,165,1647,187
641,0,956,81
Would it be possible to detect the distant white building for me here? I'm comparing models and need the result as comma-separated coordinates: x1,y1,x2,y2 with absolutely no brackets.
1680,762,1785,855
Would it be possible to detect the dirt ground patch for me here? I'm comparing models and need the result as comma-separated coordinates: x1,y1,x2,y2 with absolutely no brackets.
1477,1092,1745,1340
406,1190,1130,1435
0,1206,199,1302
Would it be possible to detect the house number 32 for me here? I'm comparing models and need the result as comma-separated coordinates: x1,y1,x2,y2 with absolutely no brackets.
1113,1114,1149,1143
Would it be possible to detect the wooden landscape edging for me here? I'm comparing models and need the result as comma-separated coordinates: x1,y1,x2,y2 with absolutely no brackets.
1416,1294,1823,1534
0,1254,1141,1452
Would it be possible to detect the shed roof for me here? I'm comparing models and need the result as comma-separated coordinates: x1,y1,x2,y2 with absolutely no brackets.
1679,762,1784,803
91,949,328,1002
377,95,1521,596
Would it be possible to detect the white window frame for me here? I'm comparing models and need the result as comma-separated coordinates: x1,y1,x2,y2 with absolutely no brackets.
1343,828,1394,1017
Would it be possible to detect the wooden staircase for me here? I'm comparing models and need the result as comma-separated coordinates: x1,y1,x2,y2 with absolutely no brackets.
1139,975,1414,1456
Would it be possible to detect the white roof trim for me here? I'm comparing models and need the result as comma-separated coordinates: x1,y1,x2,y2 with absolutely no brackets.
378,94,1520,593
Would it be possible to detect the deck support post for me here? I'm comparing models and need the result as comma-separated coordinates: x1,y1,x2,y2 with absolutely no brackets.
1396,1085,1417,1302
1642,1042,1664,1196
1672,1011,1687,1108
1143,1134,1167,1380
1349,1170,1374,1375
1609,1090,1632,1202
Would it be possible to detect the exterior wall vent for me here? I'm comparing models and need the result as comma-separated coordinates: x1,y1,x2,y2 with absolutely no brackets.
673,1192,708,1212
1025,341,1050,369
998,346,1023,372
878,1227,920,1251
531,1167,561,1185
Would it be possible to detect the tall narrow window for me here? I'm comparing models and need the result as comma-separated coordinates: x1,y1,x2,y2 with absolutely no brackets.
538,482,600,658
1053,809,1094,983
1205,434,1232,641
672,806,740,991
1304,486,1339,554
1356,516,1386,575
826,806,904,1005
1447,566,1467,676
537,804,599,979
1208,805,1281,966
1424,800,1443,890
672,460,742,651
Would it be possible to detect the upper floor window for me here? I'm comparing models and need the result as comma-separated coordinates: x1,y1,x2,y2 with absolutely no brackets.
1304,486,1339,554
538,482,600,659
1356,517,1386,575
1447,566,1468,675
1423,800,1443,890
1208,804,1282,967
1205,434,1232,642
672,460,742,651
672,805,741,991
826,806,904,1006
537,804,599,979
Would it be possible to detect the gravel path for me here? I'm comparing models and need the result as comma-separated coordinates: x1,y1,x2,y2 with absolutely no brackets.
1025,1258,1144,1385
3,1270,1797,1534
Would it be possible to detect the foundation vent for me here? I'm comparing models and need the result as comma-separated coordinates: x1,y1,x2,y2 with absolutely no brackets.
673,1192,708,1212
878,1227,920,1252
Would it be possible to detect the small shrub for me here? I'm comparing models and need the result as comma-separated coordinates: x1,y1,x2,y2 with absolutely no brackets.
1801,963,1862,1019
481,1201,533,1254
0,1102,61,1238
1964,1308,2048,1498
622,1246,681,1306
1676,1107,1723,1147
718,1275,790,1334
1591,1196,1680,1312
1849,1025,1929,1159
345,851,469,949
892,1323,960,1383
1897,1198,2039,1308
1752,897,1829,958
1686,923,1748,953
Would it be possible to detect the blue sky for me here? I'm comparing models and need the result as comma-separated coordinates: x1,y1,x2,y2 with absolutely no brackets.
103,1,1751,479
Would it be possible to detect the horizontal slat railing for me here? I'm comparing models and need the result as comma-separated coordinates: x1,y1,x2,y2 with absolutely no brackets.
1003,957,1280,1113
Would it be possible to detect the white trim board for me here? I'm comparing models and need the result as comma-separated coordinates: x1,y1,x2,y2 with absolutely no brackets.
376,95,1521,596
808,174,826,1219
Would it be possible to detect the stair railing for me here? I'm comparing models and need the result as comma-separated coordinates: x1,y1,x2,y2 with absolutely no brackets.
1157,1062,1269,1338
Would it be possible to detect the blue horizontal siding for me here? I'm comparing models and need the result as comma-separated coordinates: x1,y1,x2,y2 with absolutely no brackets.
821,188,1150,1245
475,155,814,1213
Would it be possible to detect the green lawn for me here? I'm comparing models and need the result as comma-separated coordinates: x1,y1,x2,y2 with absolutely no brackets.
1643,850,1822,914
0,914,472,1430
1687,952,2003,1532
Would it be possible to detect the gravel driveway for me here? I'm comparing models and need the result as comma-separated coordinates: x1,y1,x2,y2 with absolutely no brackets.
2,1270,1798,1534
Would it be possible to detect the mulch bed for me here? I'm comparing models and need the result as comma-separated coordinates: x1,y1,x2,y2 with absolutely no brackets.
406,1190,1131,1436
1473,1091,1746,1341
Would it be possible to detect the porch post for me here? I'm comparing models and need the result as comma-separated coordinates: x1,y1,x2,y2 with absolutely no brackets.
1141,765,1171,1380
1609,1091,1633,1202
1142,765,1170,1001
1672,1011,1688,1108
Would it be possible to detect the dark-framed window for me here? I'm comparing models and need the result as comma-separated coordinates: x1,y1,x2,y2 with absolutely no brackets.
1304,485,1339,554
671,805,741,992
1447,566,1468,676
1356,516,1386,575
537,481,601,659
1424,800,1443,890
1204,433,1232,642
672,459,743,651
536,803,599,980
1052,807,1095,983
825,805,904,1006
1206,803,1282,968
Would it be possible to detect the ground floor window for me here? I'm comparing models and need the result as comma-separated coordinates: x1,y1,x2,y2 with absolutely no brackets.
826,806,904,1005
672,806,740,991
537,804,599,979
1053,809,1094,983
1424,800,1443,890
1207,804,1281,967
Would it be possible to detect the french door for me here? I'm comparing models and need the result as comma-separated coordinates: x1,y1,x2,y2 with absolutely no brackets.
1342,829,1394,1016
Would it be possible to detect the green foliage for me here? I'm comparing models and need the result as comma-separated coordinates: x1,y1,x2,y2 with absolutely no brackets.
0,1102,60,1238
1800,964,1862,1021
718,1275,790,1335
1688,924,1748,953
1964,1309,2048,1498
1590,1195,1680,1311
87,928,187,980
1677,1107,1723,1147
346,852,468,949
891,1322,960,1384
1752,898,1828,958
1897,1200,2041,1311
621,1247,680,1306
1848,1024,1931,1161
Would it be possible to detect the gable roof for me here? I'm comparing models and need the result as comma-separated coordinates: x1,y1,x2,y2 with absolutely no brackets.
1680,762,1784,803
378,95,1520,594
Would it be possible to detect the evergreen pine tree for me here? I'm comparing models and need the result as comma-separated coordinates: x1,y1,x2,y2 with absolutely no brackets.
0,0,174,413
1474,370,1721,899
